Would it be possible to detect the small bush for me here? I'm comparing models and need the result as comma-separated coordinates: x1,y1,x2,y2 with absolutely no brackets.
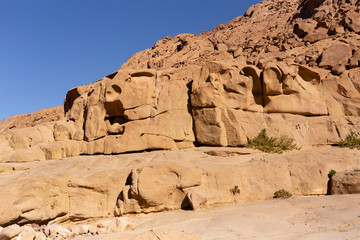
328,169,337,178
230,185,240,195
338,130,360,149
274,189,292,199
246,129,298,153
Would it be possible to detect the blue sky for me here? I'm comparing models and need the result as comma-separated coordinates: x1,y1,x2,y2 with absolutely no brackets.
0,0,261,121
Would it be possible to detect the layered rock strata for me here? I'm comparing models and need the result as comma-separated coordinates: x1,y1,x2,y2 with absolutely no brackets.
1,0,360,161
0,146,359,226
1,60,360,161
0,0,360,230
0,106,64,133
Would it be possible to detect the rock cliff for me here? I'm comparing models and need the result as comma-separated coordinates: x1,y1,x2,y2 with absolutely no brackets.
2,0,360,160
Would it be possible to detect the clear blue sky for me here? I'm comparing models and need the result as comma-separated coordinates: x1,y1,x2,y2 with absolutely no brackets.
0,0,261,121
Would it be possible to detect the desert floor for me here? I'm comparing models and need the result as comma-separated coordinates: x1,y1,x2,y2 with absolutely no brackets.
81,194,360,240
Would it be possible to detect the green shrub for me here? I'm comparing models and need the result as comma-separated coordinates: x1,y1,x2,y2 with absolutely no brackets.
338,130,360,149
230,185,240,195
246,129,298,153
328,169,337,178
274,189,292,199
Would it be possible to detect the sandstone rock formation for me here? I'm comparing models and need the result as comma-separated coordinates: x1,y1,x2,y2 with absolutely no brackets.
1,0,360,162
0,146,359,227
0,0,360,234
0,106,64,133
330,170,360,194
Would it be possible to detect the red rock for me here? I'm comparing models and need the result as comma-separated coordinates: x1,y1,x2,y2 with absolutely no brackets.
318,43,353,74
344,11,360,33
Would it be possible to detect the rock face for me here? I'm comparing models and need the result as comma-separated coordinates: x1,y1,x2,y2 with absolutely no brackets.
0,0,360,230
329,171,360,194
0,146,359,227
1,0,360,161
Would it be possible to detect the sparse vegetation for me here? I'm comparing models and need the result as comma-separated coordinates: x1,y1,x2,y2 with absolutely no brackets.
246,129,298,154
338,130,360,149
328,169,337,178
273,189,292,199
230,185,241,195
136,168,143,174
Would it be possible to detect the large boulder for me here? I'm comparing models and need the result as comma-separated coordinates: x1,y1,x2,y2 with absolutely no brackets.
329,171,360,195
318,44,353,75
344,11,360,33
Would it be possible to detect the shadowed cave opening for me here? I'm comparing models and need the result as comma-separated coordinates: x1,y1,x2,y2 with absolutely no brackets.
106,71,118,79
105,116,129,126
181,194,193,211
64,88,81,114
242,66,264,107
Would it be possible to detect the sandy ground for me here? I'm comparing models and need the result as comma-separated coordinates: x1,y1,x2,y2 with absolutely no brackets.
80,194,360,240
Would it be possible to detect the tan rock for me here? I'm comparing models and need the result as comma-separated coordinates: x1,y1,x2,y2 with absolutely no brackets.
116,163,202,215
0,146,358,226
63,67,197,156
0,225,21,240
5,125,54,151
192,108,228,147
44,224,71,238
293,19,317,38
0,0,359,162
10,147,45,163
344,11,360,33
330,171,360,195
303,32,328,43
318,43,353,75
106,218,129,233
0,107,64,134
328,24,345,35
53,121,83,141
39,140,81,160
78,225,90,235
34,232,46,240
1,1,360,239
18,226,36,240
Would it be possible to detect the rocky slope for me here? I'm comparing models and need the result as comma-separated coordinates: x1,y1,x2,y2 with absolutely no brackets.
2,0,360,162
0,106,64,133
0,0,360,238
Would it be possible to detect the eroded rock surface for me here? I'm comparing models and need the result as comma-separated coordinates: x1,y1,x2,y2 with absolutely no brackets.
0,146,359,227
2,60,359,162
0,0,360,232
330,171,360,194
0,107,64,133
0,0,360,161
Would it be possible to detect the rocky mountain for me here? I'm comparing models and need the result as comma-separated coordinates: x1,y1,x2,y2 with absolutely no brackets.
0,0,359,239
0,107,64,133
1,0,360,160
